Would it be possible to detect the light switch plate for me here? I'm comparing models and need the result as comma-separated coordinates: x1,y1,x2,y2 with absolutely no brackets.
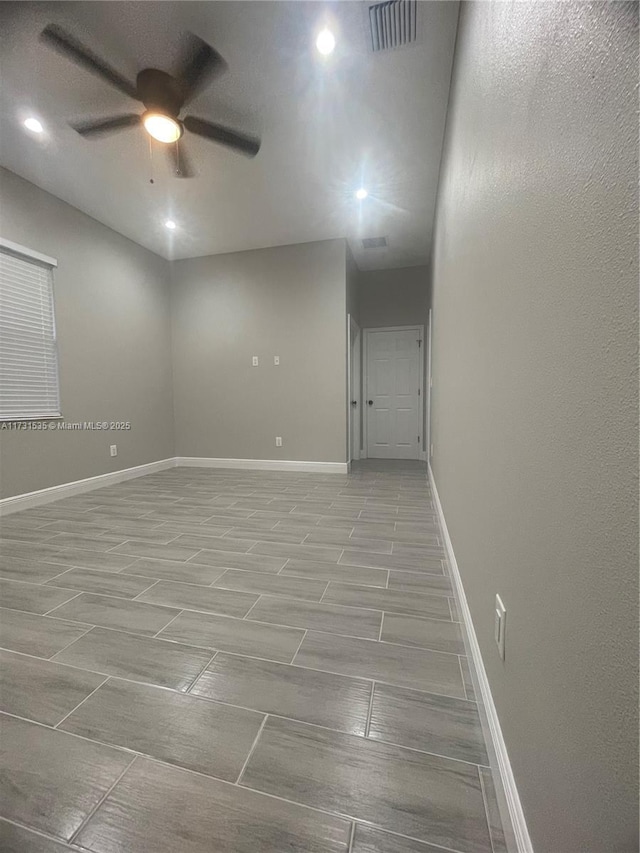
252,356,259,366
275,436,282,447
110,445,117,457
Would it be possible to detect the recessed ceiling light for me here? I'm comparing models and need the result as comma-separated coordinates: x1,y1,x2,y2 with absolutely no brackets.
316,28,336,55
355,188,368,200
24,117,44,134
143,113,182,144
165,220,177,230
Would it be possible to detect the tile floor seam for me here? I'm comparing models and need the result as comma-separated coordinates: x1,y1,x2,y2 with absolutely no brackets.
234,714,270,785
241,594,265,620
131,578,163,600
37,591,89,617
68,753,139,845
457,655,469,701
53,674,111,729
478,763,498,853
46,625,95,661
151,608,186,638
185,650,219,694
289,629,309,664
347,820,356,852
363,682,376,738
275,557,292,574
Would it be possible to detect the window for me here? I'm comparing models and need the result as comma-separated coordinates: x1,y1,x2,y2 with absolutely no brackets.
0,239,61,420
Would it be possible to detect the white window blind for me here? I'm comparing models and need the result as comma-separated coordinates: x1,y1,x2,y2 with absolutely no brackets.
0,242,61,420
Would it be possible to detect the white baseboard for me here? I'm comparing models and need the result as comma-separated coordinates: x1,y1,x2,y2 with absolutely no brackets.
0,458,176,516
428,464,533,853
0,455,350,517
175,457,348,474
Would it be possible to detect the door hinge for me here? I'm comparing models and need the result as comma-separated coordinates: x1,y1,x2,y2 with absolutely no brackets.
418,436,420,442
418,388,421,396
417,339,422,348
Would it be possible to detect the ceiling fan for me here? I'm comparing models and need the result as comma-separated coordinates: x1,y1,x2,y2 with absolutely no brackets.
40,24,261,178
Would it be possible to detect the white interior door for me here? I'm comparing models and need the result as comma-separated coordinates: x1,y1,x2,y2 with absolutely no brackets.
365,327,422,459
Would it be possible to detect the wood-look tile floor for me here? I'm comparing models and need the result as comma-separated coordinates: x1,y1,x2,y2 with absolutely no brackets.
0,460,508,853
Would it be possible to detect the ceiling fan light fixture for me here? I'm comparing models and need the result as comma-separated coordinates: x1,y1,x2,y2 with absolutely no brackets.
316,28,336,55
143,112,182,143
24,117,44,134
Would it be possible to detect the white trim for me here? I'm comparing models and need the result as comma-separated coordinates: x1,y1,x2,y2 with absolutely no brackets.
426,308,433,462
348,315,362,463
175,457,348,474
428,464,533,853
419,450,427,461
363,325,424,461
0,458,175,516
0,237,58,268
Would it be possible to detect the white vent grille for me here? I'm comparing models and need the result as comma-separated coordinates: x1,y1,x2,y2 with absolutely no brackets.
362,237,388,249
368,0,417,52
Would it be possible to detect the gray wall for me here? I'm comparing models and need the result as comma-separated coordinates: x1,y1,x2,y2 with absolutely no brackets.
171,239,348,463
429,3,638,852
0,168,174,499
359,265,430,453
358,265,429,329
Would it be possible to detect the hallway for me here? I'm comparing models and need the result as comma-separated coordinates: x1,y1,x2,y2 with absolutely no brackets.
0,463,506,852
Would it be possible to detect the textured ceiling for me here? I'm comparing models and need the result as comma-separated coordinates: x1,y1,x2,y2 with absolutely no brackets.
0,1,458,269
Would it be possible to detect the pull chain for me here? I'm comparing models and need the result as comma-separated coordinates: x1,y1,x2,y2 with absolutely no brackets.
148,136,155,184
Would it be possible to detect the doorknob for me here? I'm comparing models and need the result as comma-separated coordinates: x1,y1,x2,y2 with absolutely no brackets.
351,400,357,407
367,400,373,406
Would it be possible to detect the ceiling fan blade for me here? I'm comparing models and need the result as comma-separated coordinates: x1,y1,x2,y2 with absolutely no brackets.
166,141,195,178
41,24,138,101
184,116,260,157
176,33,227,104
71,114,140,137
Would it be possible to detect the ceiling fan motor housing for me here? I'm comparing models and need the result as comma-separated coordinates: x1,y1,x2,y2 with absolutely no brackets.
137,68,184,117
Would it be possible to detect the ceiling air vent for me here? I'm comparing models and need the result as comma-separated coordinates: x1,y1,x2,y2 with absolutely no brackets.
362,236,387,249
368,0,417,52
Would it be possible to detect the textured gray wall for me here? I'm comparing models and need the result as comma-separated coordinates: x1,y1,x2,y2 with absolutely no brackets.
171,239,348,463
430,3,638,851
358,266,429,329
0,168,174,499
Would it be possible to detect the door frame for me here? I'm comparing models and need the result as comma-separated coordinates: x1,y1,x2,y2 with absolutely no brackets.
426,308,433,464
362,324,425,461
347,315,362,465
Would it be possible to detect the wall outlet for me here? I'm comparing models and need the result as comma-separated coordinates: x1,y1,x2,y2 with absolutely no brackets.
252,356,259,366
275,436,282,447
110,445,117,457
273,355,280,365
494,594,506,660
